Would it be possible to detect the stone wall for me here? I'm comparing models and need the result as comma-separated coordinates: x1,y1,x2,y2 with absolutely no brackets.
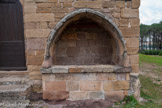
54,19,116,65
21,0,140,99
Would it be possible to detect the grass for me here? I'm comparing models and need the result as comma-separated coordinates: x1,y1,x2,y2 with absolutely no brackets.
139,54,162,66
120,54,162,108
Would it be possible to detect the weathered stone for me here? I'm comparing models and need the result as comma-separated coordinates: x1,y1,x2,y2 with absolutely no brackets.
89,91,104,99
25,29,50,37
120,27,140,37
130,54,139,64
103,82,113,91
132,0,140,9
131,18,140,26
45,81,66,91
105,91,124,102
67,81,79,91
69,92,88,100
112,81,130,90
80,81,101,91
121,8,139,18
116,1,125,8
43,91,69,100
119,19,129,27
24,13,54,22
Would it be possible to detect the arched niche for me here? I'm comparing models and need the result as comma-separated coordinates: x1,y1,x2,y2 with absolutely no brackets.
42,8,127,68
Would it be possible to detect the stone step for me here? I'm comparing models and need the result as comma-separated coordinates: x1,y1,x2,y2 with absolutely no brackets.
0,76,29,85
0,84,32,102
0,71,28,77
0,100,30,108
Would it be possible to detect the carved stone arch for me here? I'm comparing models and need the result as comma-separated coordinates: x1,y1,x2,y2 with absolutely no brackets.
42,8,127,68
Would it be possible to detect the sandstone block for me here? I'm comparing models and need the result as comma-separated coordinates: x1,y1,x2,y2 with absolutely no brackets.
130,54,139,64
26,38,46,50
89,91,104,99
25,29,50,37
120,27,140,37
116,1,125,8
112,81,130,90
102,1,115,8
80,81,101,91
121,8,139,18
105,91,124,102
117,74,126,81
24,3,36,13
108,73,116,80
131,64,139,73
125,38,139,47
131,18,140,26
24,13,54,22
132,0,140,9
45,81,66,91
74,1,102,9
69,92,88,100
67,81,79,91
103,82,113,91
127,47,139,55
96,73,108,81
119,19,129,27
43,91,69,100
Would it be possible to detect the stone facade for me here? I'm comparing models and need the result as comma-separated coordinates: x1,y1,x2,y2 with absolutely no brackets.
21,0,141,101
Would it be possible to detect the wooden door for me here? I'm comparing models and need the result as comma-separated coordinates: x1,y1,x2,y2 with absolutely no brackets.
0,0,26,70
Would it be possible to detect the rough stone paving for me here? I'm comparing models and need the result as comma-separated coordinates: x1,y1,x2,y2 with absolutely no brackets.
1,0,141,107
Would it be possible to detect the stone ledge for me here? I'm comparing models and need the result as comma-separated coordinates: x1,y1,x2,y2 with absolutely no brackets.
41,65,131,74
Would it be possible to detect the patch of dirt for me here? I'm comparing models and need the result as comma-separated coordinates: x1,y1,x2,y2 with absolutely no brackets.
140,63,162,84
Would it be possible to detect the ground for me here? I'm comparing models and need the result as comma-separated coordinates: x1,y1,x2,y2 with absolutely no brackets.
120,54,162,108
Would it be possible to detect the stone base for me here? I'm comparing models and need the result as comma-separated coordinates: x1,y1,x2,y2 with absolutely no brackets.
41,65,131,101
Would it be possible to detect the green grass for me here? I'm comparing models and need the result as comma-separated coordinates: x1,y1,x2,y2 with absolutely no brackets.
139,54,162,66
135,75,162,108
121,54,162,108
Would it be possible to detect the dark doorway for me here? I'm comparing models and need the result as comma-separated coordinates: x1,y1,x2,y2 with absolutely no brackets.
0,0,26,70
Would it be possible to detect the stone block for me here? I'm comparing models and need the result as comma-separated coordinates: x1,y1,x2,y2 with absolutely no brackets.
125,38,139,48
25,29,50,37
89,91,104,99
24,13,54,22
105,91,124,102
26,38,46,50
69,92,88,100
37,3,53,8
54,74,71,80
103,82,113,91
62,33,77,40
25,22,37,29
112,81,130,90
96,73,108,81
80,81,101,91
67,40,76,47
56,47,67,57
43,91,69,100
74,1,102,9
119,27,140,37
102,1,115,8
121,8,139,18
45,81,66,91
116,1,125,8
108,73,116,81
77,32,86,40
131,64,139,73
119,19,129,27
130,54,139,64
132,0,140,9
131,18,140,26
77,40,89,47
48,0,58,2
67,81,79,91
24,3,36,13
127,47,139,55
117,74,126,81
67,47,80,57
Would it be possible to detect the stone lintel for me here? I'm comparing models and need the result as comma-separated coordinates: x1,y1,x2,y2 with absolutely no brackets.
41,65,132,74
